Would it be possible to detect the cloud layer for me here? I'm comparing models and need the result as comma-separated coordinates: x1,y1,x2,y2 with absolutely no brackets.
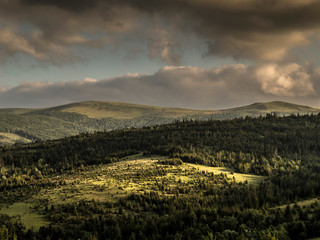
1,1,320,109
1,0,320,64
1,63,319,109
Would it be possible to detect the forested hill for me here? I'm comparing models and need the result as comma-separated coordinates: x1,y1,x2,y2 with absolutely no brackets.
2,113,320,177
2,114,320,239
0,100,319,145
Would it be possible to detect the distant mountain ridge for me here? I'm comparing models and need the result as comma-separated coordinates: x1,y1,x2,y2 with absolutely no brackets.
0,101,318,145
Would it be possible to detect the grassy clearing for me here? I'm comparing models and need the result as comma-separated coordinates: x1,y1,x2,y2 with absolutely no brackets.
0,202,49,231
35,154,266,206
36,155,168,204
276,198,320,210
184,163,267,185
2,154,267,231
0,132,31,145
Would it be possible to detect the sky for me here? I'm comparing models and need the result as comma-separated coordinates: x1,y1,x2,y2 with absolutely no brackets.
1,0,320,109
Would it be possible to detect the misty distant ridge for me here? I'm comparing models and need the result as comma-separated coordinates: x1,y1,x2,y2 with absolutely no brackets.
0,100,319,145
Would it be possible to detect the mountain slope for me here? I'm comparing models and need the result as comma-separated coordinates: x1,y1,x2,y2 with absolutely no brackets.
215,101,320,119
0,100,318,145
30,101,216,119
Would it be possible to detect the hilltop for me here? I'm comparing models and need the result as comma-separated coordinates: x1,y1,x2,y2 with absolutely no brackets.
34,101,215,119
0,100,318,145
216,101,320,119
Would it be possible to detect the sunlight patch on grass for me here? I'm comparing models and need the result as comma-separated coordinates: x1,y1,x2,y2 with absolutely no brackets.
276,198,320,210
184,163,266,185
0,132,31,145
0,202,49,231
29,155,266,220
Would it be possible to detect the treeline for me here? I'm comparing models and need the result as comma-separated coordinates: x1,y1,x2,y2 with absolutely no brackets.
42,195,320,240
3,192,320,239
2,114,320,198
1,114,320,199
1,113,320,175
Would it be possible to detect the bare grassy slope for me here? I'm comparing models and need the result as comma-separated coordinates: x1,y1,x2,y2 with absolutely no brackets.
32,101,217,119
38,100,319,119
0,132,31,145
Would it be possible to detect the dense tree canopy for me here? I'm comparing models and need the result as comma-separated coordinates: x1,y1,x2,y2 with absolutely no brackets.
1,113,320,239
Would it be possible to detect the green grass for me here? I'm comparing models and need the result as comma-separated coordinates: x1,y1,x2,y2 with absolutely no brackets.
33,154,266,206
0,132,31,145
184,163,267,185
0,154,284,231
36,155,169,204
0,202,49,231
276,198,320,210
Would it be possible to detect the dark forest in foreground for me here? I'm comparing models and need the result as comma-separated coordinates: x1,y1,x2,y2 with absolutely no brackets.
1,113,320,239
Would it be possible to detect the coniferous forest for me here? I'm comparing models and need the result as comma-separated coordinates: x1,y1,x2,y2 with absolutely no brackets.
1,113,320,239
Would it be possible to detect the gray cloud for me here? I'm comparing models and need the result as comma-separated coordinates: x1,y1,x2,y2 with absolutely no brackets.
21,0,100,12
123,0,320,61
0,0,320,64
0,0,139,64
0,64,319,109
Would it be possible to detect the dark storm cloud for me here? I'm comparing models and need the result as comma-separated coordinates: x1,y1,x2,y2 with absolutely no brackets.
1,0,320,64
0,64,319,109
21,0,100,12
0,0,131,64
126,0,320,61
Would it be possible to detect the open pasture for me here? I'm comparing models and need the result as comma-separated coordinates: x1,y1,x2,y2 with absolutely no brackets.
1,154,266,231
